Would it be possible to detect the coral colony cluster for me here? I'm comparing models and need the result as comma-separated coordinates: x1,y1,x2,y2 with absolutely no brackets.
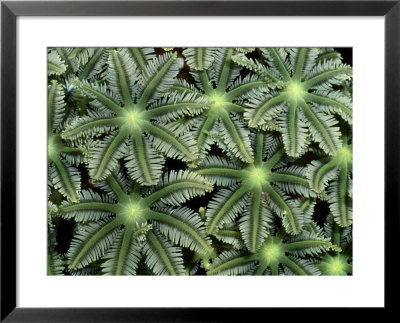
48,48,352,276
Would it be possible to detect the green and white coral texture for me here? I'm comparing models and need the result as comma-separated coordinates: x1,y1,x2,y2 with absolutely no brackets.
48,47,352,276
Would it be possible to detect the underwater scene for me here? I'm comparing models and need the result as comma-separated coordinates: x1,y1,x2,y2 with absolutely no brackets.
47,48,352,276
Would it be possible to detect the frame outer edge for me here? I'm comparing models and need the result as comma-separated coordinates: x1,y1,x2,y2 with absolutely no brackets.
1,2,17,322
0,0,396,321
2,1,398,16
384,1,400,311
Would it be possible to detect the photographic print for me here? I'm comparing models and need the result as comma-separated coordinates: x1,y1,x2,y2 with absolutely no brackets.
47,47,352,276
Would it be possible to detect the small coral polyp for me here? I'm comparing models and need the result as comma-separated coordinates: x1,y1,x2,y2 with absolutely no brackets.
319,254,351,275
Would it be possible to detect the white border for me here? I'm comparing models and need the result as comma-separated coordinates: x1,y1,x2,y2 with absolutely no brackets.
17,17,384,307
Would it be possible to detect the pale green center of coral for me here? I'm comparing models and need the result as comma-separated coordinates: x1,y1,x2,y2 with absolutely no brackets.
262,242,283,262
286,82,304,98
209,94,227,110
335,146,352,166
251,167,264,181
331,260,342,272
266,245,279,258
48,135,61,160
123,110,143,128
245,166,268,186
327,257,346,274
48,141,56,157
119,201,144,224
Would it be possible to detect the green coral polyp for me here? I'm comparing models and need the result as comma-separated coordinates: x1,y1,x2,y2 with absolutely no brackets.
208,229,340,275
172,47,260,163
235,48,352,157
199,132,313,244
318,254,352,276
60,49,201,184
59,170,213,274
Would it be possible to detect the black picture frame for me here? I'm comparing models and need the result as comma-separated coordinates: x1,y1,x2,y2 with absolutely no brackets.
1,0,398,321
